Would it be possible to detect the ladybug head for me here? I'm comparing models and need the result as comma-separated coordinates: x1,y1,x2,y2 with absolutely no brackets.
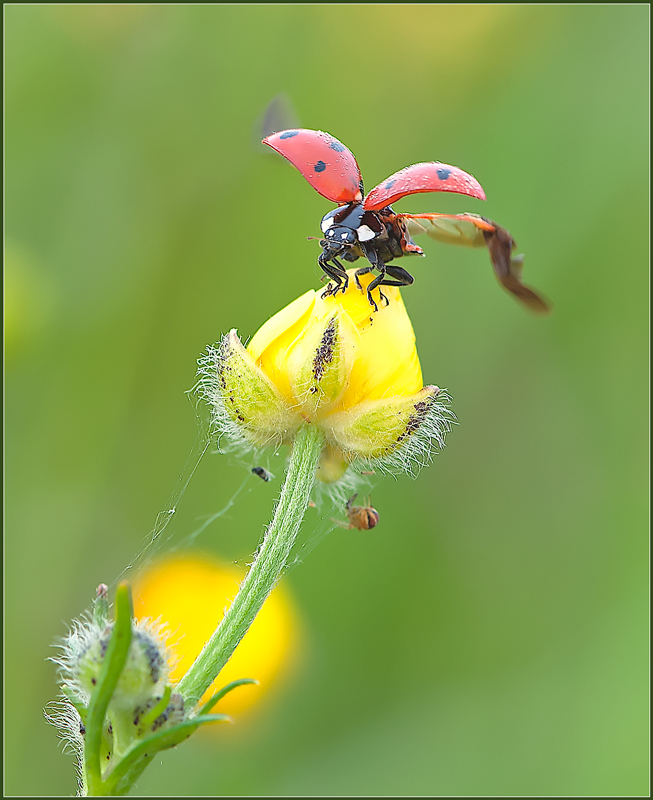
324,226,358,247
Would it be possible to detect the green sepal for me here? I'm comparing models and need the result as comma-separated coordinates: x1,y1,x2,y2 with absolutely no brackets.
102,715,231,795
135,684,172,736
93,584,110,627
217,330,300,447
60,683,88,724
198,678,259,715
84,583,133,795
288,313,351,417
327,386,440,459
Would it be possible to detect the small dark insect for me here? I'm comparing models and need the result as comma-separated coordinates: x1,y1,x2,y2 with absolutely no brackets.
263,128,550,313
334,494,380,530
252,466,275,482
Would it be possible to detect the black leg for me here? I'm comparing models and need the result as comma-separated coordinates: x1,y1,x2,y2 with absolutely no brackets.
365,266,387,312
318,261,341,296
319,258,349,298
354,265,373,291
377,264,415,288
358,245,388,311
331,258,349,295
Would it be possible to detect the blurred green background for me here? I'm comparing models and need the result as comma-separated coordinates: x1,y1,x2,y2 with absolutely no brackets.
5,5,648,796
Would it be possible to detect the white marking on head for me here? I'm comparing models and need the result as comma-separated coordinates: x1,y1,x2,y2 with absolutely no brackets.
357,224,376,242
341,232,349,239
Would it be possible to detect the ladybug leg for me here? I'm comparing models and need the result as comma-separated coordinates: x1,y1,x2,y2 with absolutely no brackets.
319,258,349,298
377,264,415,288
364,267,387,312
360,245,389,310
330,257,350,296
353,265,373,291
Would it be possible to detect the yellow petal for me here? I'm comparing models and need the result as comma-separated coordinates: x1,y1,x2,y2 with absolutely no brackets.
318,272,423,409
247,290,316,403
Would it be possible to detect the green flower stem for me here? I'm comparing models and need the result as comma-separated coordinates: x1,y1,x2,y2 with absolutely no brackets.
177,423,324,707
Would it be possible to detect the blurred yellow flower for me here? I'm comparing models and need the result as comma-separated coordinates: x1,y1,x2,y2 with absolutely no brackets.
199,271,453,482
133,556,298,716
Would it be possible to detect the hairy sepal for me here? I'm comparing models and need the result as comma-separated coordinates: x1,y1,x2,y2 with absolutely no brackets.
327,386,455,471
198,330,301,450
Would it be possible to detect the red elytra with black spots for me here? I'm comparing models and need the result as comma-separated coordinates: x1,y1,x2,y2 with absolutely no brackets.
263,129,549,313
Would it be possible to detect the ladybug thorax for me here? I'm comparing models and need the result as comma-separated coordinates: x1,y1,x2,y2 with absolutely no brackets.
320,204,382,245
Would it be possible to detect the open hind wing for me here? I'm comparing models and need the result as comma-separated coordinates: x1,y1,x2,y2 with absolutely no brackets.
403,213,550,313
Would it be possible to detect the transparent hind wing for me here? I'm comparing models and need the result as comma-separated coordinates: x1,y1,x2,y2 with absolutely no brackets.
402,213,550,313
403,212,492,247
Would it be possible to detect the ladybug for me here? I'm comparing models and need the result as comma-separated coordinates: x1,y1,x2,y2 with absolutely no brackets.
263,129,549,313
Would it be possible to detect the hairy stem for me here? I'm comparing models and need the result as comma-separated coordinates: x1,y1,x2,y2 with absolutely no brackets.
177,424,324,706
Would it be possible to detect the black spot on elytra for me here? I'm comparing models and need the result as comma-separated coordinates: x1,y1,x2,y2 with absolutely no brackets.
279,130,298,139
329,141,346,152
314,160,326,173
436,168,451,180
384,179,396,189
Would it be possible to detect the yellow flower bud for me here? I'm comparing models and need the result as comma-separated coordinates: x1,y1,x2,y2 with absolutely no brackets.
199,271,454,482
